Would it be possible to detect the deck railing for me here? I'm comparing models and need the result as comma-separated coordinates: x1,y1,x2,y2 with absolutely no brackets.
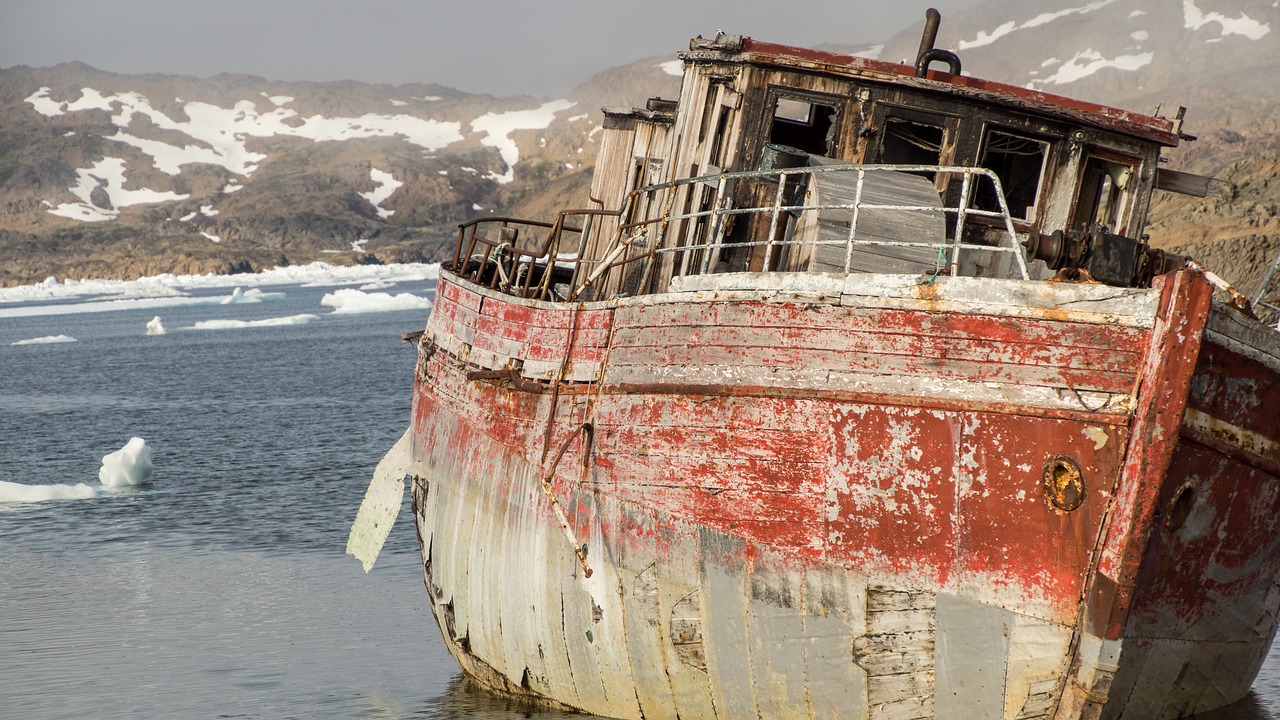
449,164,1031,302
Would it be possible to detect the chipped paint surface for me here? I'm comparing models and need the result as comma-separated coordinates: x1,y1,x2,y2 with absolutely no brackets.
407,269,1280,720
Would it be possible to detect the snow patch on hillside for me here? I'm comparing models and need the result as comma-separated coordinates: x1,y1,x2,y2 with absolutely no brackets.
959,0,1119,49
1032,48,1154,86
359,168,403,218
25,86,469,222
1183,0,1271,40
47,157,189,221
470,99,574,184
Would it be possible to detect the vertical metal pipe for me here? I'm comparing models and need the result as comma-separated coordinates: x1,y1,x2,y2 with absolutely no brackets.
917,8,942,64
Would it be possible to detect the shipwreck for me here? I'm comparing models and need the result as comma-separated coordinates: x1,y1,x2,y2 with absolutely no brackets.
351,10,1280,719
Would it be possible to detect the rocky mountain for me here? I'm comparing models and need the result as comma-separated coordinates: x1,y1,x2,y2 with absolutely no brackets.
2,0,1278,298
0,58,681,286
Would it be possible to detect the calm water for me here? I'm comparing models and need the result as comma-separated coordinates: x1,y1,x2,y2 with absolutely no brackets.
0,277,1277,719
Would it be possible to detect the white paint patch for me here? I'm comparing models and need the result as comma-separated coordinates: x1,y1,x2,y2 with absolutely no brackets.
1084,426,1109,450
657,59,683,77
1183,0,1271,40
470,99,574,184
358,168,403,219
959,0,1118,49
1032,49,1154,86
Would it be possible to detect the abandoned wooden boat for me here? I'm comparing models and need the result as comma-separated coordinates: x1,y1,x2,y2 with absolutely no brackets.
350,10,1280,719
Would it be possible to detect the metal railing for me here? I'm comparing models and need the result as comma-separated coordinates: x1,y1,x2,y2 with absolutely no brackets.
449,163,1031,302
1253,248,1280,323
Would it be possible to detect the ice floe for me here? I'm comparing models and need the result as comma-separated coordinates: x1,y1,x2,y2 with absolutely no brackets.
0,437,155,504
188,314,320,330
11,335,77,346
320,288,432,314
146,316,166,335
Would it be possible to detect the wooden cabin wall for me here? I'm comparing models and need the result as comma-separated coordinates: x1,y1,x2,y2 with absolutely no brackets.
582,114,675,299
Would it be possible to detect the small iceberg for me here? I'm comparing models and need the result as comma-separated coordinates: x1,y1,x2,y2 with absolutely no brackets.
99,437,154,487
146,316,166,335
0,437,154,504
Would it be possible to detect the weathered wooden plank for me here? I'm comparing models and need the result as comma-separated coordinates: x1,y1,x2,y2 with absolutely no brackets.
478,296,614,331
747,564,810,719
933,593,1012,720
558,523,612,715
495,452,531,687
803,570,868,719
615,501,681,718
656,523,717,718
610,483,825,550
515,480,581,706
596,372,1132,420
600,422,833,465
612,323,1143,375
699,528,758,719
596,393,827,432
613,299,1149,354
605,344,1136,394
1004,615,1071,720
605,449,826,495
574,492,643,719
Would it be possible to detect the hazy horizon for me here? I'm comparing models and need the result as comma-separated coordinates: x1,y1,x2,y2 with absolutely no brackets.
1,0,986,96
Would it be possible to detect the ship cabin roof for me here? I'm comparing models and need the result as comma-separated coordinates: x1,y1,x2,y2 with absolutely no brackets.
448,27,1210,305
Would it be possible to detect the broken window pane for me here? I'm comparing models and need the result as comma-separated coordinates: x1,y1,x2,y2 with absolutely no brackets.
769,96,836,156
973,129,1049,221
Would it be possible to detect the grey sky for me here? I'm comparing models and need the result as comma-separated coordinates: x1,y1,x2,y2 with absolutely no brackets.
1,0,985,97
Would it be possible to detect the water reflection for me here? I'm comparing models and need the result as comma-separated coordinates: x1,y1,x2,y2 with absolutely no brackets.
421,676,590,720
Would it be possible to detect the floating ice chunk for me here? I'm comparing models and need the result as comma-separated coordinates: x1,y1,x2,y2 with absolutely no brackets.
220,287,281,304
188,314,320,330
0,480,98,503
98,437,154,488
320,288,432,314
146,316,166,335
11,335,77,345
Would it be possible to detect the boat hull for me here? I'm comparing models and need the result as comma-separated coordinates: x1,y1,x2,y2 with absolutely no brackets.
409,269,1280,719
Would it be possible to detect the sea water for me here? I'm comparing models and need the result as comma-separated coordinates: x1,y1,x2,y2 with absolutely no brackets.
0,267,1277,719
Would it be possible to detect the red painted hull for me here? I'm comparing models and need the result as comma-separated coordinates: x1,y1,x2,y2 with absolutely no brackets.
409,269,1280,719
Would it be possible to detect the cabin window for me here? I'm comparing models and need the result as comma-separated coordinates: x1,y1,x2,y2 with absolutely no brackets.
1075,155,1136,234
769,96,837,156
878,118,946,180
972,129,1050,221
